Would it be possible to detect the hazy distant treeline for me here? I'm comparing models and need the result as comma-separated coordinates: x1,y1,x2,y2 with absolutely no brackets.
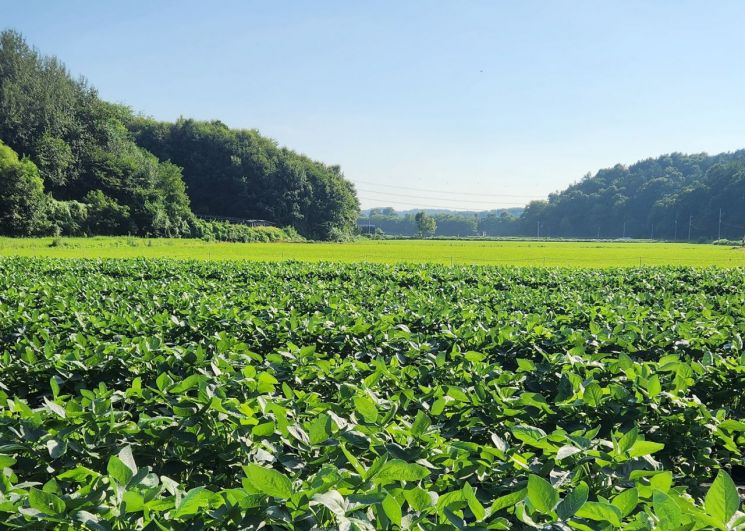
366,151,745,241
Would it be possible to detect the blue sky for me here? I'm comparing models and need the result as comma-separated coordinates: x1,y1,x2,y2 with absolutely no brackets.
5,1,745,210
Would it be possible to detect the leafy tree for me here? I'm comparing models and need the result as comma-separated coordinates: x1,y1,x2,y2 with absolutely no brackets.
127,118,360,239
415,211,437,237
0,141,46,235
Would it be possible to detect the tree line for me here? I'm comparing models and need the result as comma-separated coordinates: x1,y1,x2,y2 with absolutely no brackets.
363,152,745,241
0,30,359,240
519,151,745,241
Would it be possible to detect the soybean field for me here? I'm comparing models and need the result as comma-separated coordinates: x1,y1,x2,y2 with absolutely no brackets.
0,259,744,529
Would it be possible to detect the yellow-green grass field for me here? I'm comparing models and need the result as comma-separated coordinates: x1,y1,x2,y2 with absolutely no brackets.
1,237,744,267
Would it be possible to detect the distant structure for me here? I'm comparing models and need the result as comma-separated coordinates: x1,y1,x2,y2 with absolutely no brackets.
358,223,378,235
196,215,276,227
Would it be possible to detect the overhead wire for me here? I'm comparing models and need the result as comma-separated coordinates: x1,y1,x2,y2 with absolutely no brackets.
352,180,545,199
357,189,528,207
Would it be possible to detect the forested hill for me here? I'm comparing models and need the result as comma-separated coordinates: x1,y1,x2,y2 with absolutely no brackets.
362,151,745,240
518,151,745,241
127,118,359,240
0,30,359,239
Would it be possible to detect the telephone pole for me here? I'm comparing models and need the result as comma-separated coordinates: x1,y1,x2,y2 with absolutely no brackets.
688,215,692,242
536,221,540,239
674,218,678,241
718,208,722,240
622,221,626,238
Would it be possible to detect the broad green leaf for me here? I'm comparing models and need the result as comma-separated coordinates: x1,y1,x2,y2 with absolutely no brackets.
431,398,447,415
512,425,547,446
172,487,213,518
719,419,745,432
44,397,66,418
47,438,67,459
628,439,665,458
311,490,347,517
28,487,65,515
353,395,379,423
57,465,100,482
612,487,638,517
646,374,662,397
308,413,333,445
118,446,137,474
446,386,469,402
123,490,144,513
527,474,558,513
575,501,622,527
617,427,638,454
556,445,581,460
583,382,603,406
490,488,527,513
170,374,204,394
382,494,402,526
0,455,16,468
705,470,740,526
653,489,681,529
404,487,434,511
556,481,588,520
650,471,673,493
107,456,134,485
411,410,431,437
373,459,430,485
463,483,486,522
243,463,293,499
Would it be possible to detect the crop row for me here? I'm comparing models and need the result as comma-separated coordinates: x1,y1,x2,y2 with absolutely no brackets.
0,259,744,529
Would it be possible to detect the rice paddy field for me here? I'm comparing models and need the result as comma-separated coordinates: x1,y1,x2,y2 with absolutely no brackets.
1,237,744,267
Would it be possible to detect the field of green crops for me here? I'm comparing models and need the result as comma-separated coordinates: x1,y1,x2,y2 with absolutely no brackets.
2,237,745,267
1,258,745,529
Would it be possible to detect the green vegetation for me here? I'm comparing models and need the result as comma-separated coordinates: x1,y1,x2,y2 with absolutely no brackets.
127,118,359,241
520,152,745,240
363,151,745,240
0,30,359,240
1,237,744,267
414,211,437,238
1,259,744,528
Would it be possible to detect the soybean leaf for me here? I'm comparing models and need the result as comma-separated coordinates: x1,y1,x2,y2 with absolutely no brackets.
556,481,588,521
705,470,740,526
527,474,559,514
243,463,293,499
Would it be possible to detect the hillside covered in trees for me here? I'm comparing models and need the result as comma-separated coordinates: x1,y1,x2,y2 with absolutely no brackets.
519,151,745,241
0,30,359,240
365,152,745,241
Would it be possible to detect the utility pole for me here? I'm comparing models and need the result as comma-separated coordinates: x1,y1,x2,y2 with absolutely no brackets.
674,218,678,241
718,208,722,240
536,220,540,239
688,215,693,242
622,221,626,238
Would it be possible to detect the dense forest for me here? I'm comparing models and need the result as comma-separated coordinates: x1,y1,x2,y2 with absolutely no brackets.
519,151,745,241
0,30,359,239
127,118,359,240
365,152,745,241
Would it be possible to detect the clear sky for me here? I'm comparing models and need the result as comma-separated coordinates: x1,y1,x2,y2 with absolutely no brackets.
5,1,745,210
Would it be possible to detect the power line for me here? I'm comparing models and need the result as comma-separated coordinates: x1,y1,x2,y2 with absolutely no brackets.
352,180,544,199
357,197,519,210
357,189,528,206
